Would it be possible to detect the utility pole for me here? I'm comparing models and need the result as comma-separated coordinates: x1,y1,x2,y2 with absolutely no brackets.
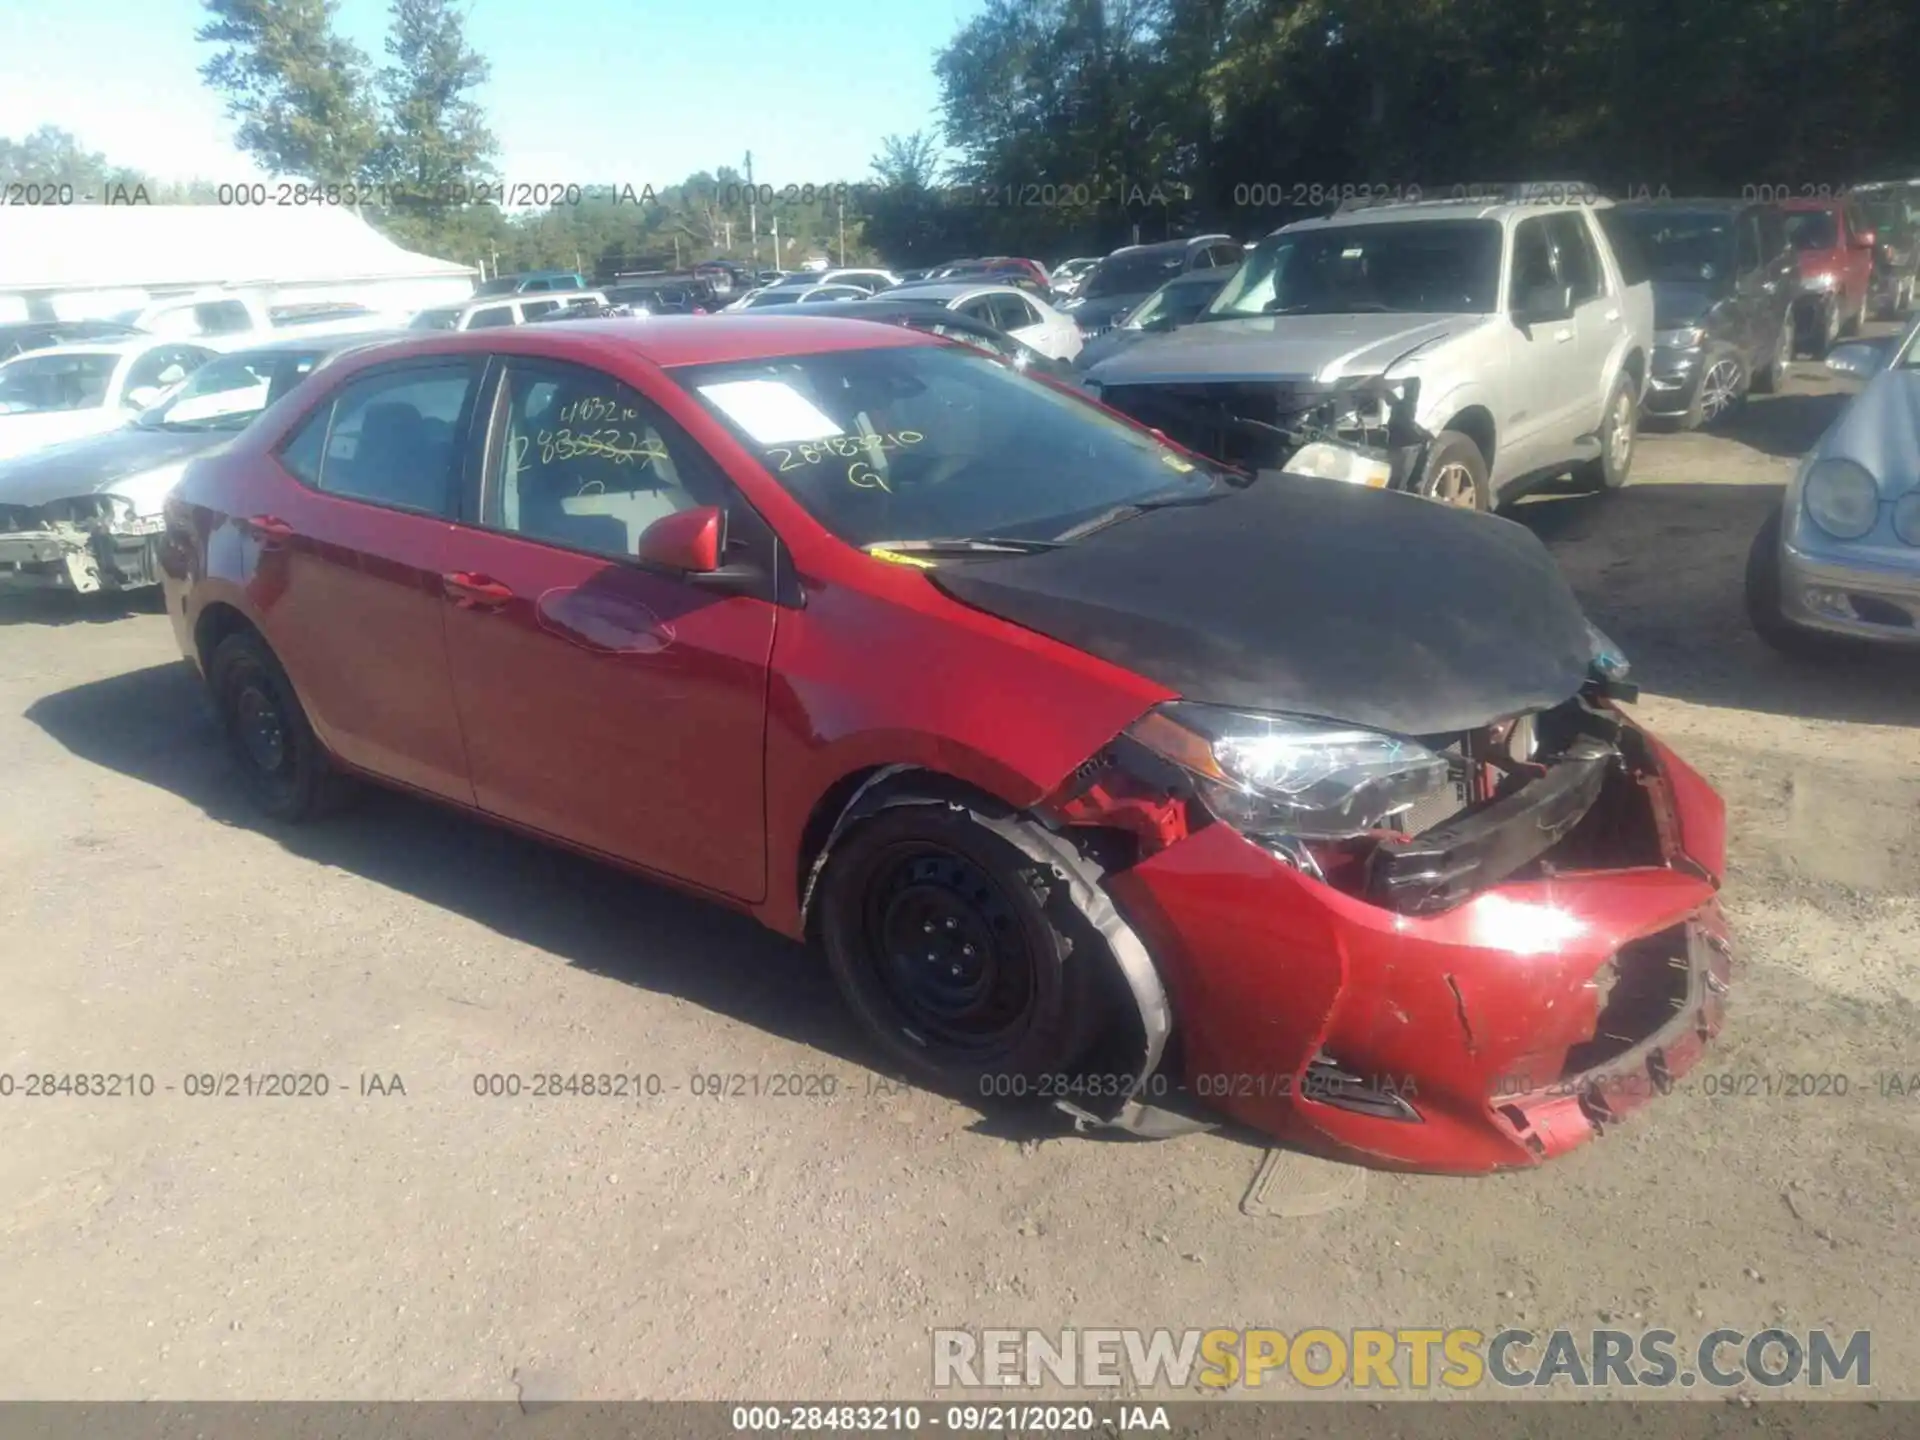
772,214,781,267
837,193,845,266
746,151,758,269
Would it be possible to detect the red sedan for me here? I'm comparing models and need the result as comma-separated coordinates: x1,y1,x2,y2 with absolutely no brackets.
158,316,1731,1174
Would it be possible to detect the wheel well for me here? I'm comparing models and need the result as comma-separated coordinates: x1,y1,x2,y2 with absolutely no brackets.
1619,348,1645,390
193,601,258,673
1441,406,1497,468
796,766,1020,938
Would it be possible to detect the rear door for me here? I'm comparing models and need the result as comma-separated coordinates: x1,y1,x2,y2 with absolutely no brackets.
255,359,483,802
1543,211,1619,435
1501,217,1588,476
437,355,779,900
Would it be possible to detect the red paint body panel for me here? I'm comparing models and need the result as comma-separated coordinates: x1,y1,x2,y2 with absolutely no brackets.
437,527,778,901
1109,717,1731,1173
160,319,1737,1175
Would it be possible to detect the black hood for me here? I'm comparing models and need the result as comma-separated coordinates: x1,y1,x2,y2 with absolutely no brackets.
0,425,227,508
931,478,1594,736
1651,280,1723,332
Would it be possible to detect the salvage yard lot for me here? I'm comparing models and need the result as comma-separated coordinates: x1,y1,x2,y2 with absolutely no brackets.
3,349,1919,1401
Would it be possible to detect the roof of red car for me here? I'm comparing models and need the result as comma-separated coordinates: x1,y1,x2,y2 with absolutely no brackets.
359,314,937,371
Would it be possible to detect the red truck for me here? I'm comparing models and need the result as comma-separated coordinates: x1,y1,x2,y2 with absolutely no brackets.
1782,194,1877,354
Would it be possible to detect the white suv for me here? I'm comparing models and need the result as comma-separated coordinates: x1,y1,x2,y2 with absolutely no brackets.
1082,187,1655,510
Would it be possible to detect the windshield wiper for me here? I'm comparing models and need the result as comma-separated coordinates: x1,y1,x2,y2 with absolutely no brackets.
1052,488,1228,542
863,536,1068,556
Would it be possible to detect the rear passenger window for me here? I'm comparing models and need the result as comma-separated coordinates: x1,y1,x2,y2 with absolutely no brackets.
276,364,475,516
467,306,516,329
487,363,729,561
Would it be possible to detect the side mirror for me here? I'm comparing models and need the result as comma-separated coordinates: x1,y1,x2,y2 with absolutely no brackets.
1824,340,1890,378
1515,283,1574,325
1855,228,1878,250
636,505,724,573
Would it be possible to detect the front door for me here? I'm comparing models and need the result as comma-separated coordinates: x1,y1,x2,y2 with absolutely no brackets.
438,357,778,901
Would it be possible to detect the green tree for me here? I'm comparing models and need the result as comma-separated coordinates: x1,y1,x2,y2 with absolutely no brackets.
196,0,382,184
0,126,153,196
370,0,497,210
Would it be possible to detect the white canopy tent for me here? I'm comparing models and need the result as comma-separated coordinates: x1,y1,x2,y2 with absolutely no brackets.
0,204,477,321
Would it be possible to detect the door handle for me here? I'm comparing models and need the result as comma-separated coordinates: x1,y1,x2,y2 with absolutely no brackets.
246,514,295,546
1553,327,1575,343
442,571,514,609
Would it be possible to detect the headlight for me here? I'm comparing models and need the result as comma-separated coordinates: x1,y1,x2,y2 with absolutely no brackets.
1805,272,1838,292
1655,326,1706,349
1282,440,1391,488
1803,458,1880,539
1893,491,1920,546
1126,702,1449,839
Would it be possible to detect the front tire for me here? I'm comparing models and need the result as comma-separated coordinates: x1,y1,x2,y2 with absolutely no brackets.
1681,349,1744,430
208,630,350,822
1574,373,1639,491
817,804,1112,1093
1414,430,1493,510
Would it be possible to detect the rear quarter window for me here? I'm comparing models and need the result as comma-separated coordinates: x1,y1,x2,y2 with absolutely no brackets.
1596,211,1652,287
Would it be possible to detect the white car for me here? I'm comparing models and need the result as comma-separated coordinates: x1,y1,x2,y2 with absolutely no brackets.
728,283,874,310
725,269,900,310
876,282,1085,363
1049,257,1102,297
0,338,215,461
105,290,399,350
407,292,613,331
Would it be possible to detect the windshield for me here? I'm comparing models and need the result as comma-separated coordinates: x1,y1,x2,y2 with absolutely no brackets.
1209,220,1503,318
138,348,325,431
673,344,1221,548
1081,250,1186,299
1784,210,1838,250
1608,211,1735,284
1858,193,1917,238
1124,276,1224,330
0,351,120,414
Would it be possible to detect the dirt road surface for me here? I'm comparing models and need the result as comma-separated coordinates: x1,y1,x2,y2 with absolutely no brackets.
3,345,1917,1403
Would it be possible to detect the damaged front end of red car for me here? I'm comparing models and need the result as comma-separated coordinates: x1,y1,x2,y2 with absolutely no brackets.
1038,683,1731,1175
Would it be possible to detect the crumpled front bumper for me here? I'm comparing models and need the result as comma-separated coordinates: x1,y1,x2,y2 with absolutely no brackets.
1104,719,1732,1173
0,518,165,594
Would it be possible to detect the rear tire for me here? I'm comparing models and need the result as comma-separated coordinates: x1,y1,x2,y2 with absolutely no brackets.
1414,430,1493,511
208,630,351,822
817,803,1113,1094
1573,373,1639,491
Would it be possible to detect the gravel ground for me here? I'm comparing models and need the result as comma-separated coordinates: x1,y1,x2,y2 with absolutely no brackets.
2,344,1917,1403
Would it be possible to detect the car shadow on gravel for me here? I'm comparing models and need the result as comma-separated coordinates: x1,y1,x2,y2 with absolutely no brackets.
1510,480,1920,727
22,658,1107,1147
0,590,165,626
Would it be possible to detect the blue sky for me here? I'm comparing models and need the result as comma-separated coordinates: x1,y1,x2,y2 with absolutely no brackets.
0,0,977,186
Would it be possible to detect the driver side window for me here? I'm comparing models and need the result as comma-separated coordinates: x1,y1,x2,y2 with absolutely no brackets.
487,362,729,561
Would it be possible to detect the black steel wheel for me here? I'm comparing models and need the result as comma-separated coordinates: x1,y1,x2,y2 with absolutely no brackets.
208,629,350,822
818,803,1111,1091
